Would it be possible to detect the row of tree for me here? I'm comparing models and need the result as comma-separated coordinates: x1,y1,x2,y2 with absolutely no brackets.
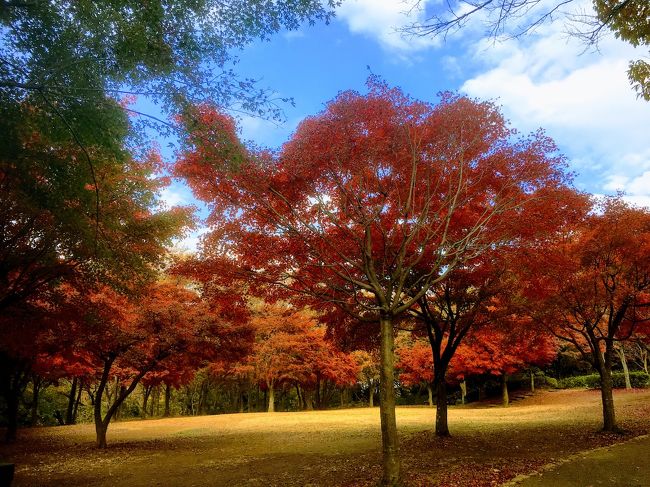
172,82,650,485
3,2,649,486
2,82,649,486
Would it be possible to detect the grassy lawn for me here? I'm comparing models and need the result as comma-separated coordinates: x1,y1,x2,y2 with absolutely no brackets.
1,389,649,486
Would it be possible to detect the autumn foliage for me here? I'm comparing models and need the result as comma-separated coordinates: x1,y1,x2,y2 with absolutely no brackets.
174,79,585,485
2,76,650,487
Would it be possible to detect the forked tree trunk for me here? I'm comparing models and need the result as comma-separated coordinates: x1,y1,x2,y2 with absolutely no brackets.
427,384,433,407
502,374,509,407
94,362,112,449
94,356,150,448
460,380,467,405
435,379,450,436
378,315,400,486
267,384,275,412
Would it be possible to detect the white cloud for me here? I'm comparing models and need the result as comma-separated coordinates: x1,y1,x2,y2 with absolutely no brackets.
171,226,210,254
620,170,650,209
333,1,650,207
459,25,650,206
159,186,189,209
237,113,279,142
237,112,303,149
336,0,439,53
627,171,650,196
283,29,305,40
602,169,650,209
603,174,629,192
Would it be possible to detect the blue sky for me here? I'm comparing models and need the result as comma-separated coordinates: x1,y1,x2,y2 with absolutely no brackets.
164,0,650,251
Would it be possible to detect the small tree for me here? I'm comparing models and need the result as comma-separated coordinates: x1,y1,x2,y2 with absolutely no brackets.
396,340,435,406
66,279,241,447
525,198,650,431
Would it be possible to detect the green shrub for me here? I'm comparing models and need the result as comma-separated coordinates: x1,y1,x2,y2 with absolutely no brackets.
558,372,650,389
544,377,559,389
622,371,650,388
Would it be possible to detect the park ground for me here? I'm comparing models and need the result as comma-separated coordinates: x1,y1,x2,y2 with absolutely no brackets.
1,389,649,487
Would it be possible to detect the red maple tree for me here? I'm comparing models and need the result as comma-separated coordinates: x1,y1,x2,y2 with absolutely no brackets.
175,79,578,485
523,198,650,431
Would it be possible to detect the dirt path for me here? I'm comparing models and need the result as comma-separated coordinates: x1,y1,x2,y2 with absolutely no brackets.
507,434,650,487
1,389,648,486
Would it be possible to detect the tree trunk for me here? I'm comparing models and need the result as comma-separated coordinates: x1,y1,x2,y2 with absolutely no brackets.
93,356,148,448
267,383,275,412
1,356,31,442
592,343,619,432
315,376,321,409
598,362,618,431
305,389,314,410
616,345,632,390
65,377,78,425
150,386,157,417
30,376,41,426
280,389,288,411
154,386,160,416
478,383,486,402
427,384,433,407
502,374,509,407
114,385,126,421
530,370,535,393
95,421,108,449
163,384,171,417
5,393,19,442
72,383,83,424
378,315,400,486
142,385,152,418
112,377,120,420
435,379,450,436
639,343,648,374
369,382,374,408
94,360,112,449
460,380,467,405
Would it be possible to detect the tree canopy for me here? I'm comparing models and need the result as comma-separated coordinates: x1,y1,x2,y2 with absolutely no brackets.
1,0,339,123
175,78,580,485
